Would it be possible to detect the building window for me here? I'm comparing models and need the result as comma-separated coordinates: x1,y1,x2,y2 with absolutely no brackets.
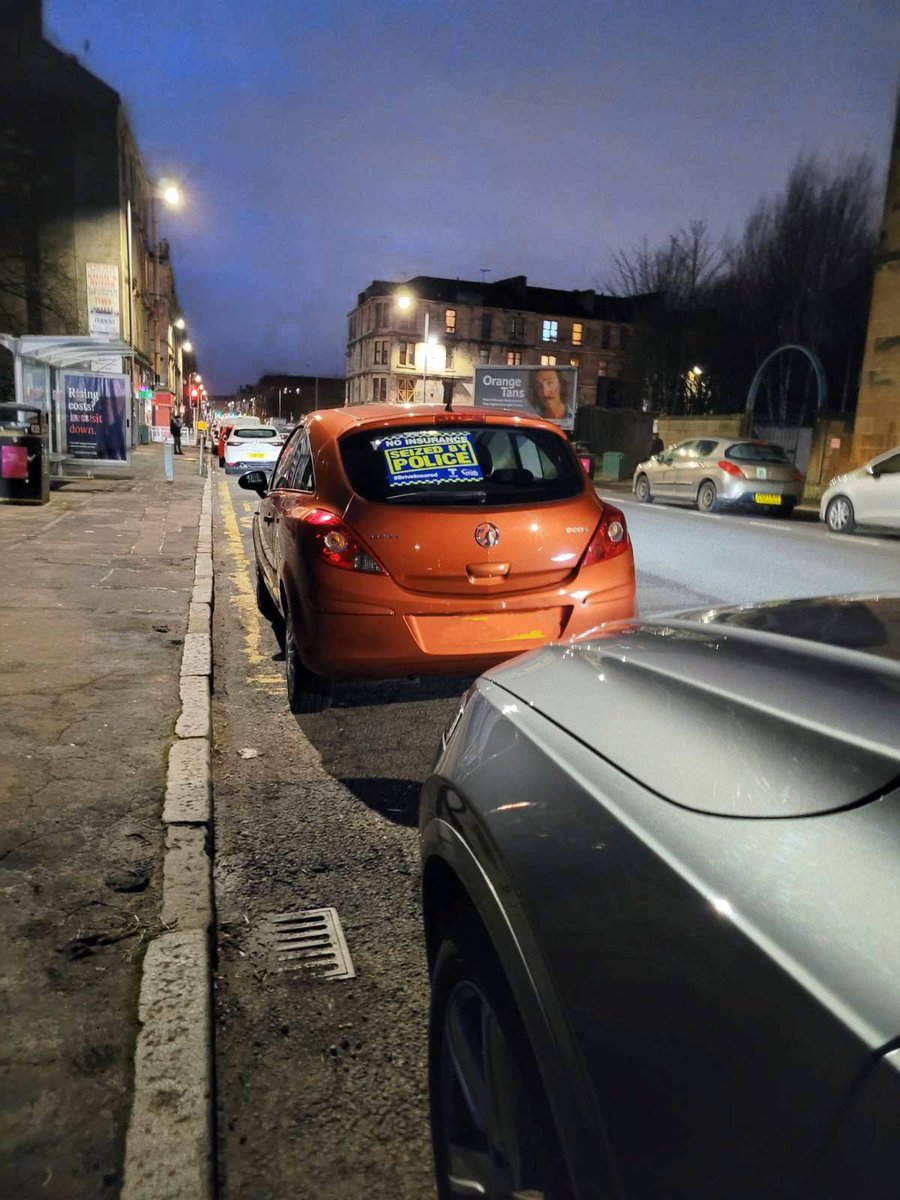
506,350,522,366
572,322,583,346
597,360,611,376
375,301,386,328
481,312,492,340
478,347,490,364
569,355,580,368
601,324,611,349
399,341,415,366
540,354,557,366
446,346,454,370
542,319,558,343
372,376,387,403
620,327,631,349
510,315,525,338
445,308,457,333
374,339,389,365
398,378,415,403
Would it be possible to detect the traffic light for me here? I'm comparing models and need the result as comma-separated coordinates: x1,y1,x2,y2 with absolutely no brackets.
190,387,199,401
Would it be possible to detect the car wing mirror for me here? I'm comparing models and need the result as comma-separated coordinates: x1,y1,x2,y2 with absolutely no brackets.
238,470,269,497
866,464,881,478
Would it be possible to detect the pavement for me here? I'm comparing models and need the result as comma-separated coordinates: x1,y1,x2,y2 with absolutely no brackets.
0,445,207,1200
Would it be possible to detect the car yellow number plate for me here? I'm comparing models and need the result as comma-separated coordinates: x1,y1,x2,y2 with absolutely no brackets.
247,452,266,458
755,493,781,505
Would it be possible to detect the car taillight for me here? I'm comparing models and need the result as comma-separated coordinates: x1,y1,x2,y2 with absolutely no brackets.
301,509,385,574
718,460,745,478
580,503,629,567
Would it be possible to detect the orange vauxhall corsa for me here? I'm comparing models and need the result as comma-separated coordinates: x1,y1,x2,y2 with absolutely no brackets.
239,404,635,712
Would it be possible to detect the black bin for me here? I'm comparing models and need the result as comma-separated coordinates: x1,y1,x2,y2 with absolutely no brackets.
0,403,49,505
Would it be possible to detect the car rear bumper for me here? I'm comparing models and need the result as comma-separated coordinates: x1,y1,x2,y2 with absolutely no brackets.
291,555,636,679
720,479,803,507
225,459,276,475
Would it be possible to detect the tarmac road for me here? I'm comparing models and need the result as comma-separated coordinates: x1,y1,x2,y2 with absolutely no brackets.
212,472,899,1198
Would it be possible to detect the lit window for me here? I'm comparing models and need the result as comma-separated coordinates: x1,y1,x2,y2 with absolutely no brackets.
572,322,583,346
506,350,522,366
542,319,558,343
398,378,415,403
540,354,557,366
569,356,580,367
445,309,457,333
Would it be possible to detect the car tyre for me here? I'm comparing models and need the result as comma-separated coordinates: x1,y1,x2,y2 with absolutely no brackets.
429,909,573,1200
285,610,333,713
697,480,720,513
635,473,653,503
825,495,856,534
772,501,795,519
255,565,279,622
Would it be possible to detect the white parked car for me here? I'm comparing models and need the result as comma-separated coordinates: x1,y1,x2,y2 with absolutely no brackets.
224,425,284,475
820,446,900,534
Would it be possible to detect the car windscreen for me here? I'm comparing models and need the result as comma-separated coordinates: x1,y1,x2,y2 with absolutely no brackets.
726,442,791,464
339,423,584,506
233,428,279,439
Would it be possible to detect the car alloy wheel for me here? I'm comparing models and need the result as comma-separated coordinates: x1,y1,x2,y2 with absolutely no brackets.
826,495,855,534
429,914,571,1200
635,474,653,503
697,480,718,513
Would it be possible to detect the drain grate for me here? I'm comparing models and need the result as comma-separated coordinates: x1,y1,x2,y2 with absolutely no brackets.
269,907,356,980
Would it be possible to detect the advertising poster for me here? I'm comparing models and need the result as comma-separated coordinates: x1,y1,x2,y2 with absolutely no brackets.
86,262,121,335
64,374,129,461
473,365,577,431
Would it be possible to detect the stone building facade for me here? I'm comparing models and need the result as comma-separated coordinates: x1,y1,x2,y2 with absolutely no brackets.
345,275,647,409
852,96,900,466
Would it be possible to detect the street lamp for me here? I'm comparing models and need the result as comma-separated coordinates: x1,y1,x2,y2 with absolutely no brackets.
395,290,438,403
182,340,193,353
174,317,186,331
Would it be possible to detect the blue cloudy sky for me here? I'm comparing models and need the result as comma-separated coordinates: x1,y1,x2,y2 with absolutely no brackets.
47,0,899,393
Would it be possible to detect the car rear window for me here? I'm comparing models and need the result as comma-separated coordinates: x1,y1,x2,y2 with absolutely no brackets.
726,441,790,464
234,427,279,438
339,423,584,506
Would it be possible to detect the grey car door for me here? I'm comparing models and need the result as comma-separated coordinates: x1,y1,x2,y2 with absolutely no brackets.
669,440,701,497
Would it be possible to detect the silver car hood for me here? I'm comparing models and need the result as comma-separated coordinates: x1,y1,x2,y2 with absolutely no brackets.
485,597,900,819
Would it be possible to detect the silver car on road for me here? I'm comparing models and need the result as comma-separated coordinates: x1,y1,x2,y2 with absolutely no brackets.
634,436,805,515
421,595,900,1200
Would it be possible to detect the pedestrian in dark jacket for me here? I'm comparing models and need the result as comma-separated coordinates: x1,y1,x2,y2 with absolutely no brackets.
170,413,183,455
649,433,664,458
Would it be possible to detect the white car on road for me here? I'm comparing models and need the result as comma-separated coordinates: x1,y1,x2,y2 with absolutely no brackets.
821,447,900,534
224,425,285,476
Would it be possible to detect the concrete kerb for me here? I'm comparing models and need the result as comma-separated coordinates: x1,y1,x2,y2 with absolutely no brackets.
123,472,215,1200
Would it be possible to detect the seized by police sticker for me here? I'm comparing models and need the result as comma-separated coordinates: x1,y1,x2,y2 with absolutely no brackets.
379,430,484,487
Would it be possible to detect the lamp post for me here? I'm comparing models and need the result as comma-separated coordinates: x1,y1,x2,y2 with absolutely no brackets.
150,182,181,389
397,291,439,403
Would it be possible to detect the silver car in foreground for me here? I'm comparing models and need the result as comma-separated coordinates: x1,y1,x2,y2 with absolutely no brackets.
820,446,900,534
633,437,804,514
421,595,900,1200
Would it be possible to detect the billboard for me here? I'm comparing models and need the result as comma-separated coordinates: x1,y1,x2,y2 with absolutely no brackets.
473,365,577,431
64,373,129,461
86,262,120,335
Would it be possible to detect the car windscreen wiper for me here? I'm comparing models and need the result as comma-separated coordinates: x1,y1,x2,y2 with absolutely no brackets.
383,488,489,505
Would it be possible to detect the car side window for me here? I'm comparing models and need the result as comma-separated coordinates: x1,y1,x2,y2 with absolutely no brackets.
287,432,314,491
695,440,718,457
674,442,697,459
876,453,900,475
271,428,303,490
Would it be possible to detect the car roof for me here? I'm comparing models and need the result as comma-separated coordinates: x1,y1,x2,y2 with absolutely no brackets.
307,403,565,439
485,594,900,819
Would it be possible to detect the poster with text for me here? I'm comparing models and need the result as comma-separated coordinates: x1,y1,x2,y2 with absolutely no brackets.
86,262,120,335
473,365,577,431
64,374,129,461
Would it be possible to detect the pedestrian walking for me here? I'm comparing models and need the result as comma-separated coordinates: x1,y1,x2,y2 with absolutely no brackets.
648,431,664,458
170,412,184,455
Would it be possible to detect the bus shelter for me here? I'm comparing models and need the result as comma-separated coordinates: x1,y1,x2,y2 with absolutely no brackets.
0,334,136,480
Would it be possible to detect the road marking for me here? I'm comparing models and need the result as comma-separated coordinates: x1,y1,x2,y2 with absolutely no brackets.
242,501,254,513
219,476,280,683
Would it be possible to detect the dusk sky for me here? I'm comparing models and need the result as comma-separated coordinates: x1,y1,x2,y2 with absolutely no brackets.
47,0,898,395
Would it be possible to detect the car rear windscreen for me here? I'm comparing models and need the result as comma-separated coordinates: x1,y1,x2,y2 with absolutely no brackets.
234,428,279,438
726,442,791,464
340,423,584,505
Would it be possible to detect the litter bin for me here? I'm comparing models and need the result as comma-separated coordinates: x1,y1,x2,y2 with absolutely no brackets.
573,441,596,478
600,451,632,481
0,403,49,505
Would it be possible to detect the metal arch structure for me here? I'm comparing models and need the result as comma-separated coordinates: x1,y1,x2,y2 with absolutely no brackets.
745,343,827,421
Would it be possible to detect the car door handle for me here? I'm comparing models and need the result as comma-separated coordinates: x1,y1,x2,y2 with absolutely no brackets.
263,514,275,524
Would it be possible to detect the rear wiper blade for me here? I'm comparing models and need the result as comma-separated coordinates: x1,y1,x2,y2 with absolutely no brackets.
384,488,488,504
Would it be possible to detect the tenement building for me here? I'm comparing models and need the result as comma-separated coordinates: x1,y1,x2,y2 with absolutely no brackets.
345,275,646,408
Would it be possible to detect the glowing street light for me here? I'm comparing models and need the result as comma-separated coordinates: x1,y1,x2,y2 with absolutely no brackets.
182,340,193,353
174,317,186,330
161,183,181,207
